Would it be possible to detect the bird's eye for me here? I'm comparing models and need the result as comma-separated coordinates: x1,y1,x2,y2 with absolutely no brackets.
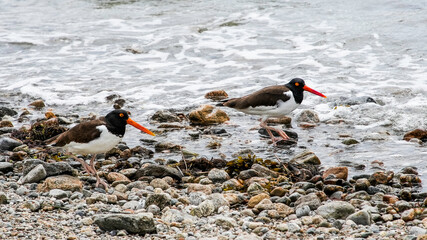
295,82,300,86
119,113,124,117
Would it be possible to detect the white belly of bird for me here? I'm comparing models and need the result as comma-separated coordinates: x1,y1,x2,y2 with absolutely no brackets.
65,125,122,155
239,98,300,118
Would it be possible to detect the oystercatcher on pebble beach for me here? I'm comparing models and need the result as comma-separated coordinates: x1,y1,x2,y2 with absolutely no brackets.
46,109,155,188
219,78,326,145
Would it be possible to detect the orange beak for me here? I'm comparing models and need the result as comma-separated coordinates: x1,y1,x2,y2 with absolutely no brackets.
303,85,327,98
126,118,156,136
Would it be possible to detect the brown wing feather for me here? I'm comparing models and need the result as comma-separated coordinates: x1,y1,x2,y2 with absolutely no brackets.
223,85,290,109
46,119,105,146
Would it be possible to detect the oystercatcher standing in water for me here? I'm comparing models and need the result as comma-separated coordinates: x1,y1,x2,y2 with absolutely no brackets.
219,78,327,145
46,109,155,189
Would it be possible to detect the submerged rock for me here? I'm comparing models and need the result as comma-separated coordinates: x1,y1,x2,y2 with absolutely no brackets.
0,120,13,128
29,100,45,109
188,105,230,125
295,110,320,123
94,213,156,235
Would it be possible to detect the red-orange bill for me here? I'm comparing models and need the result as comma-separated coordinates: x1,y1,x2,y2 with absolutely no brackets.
127,118,156,136
303,85,327,98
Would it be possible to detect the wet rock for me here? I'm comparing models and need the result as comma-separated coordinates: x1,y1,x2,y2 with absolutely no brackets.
317,201,355,219
130,146,154,158
37,175,83,192
399,189,412,201
44,111,56,119
266,116,292,128
22,159,73,177
322,167,348,180
296,110,320,123
346,210,371,225
0,107,18,118
188,105,230,125
296,205,311,217
0,120,13,128
145,193,171,210
19,164,47,184
247,182,265,196
0,137,23,151
187,183,212,195
0,162,13,173
254,198,275,211
248,193,270,208
400,174,421,185
401,209,415,222
0,192,7,204
151,110,181,123
135,164,182,181
258,128,298,140
251,164,279,178
205,90,228,101
106,172,130,184
342,139,359,145
49,189,68,199
270,187,287,197
30,118,68,141
400,166,419,175
394,200,411,212
369,171,393,185
323,185,344,196
355,178,370,191
94,213,156,235
295,193,322,210
150,178,170,190
383,195,399,204
290,150,321,165
403,129,427,142
154,142,182,152
208,168,230,183
29,100,45,109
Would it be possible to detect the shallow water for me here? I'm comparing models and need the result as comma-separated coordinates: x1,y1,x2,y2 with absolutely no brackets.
1,0,426,189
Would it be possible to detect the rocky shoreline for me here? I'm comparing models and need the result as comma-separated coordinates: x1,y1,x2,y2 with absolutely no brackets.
1,100,427,240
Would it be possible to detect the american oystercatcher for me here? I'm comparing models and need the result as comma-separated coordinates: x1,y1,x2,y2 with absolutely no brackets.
46,109,155,188
220,78,326,144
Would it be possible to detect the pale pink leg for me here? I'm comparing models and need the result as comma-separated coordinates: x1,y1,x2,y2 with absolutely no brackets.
260,118,290,145
89,154,108,190
69,153,96,175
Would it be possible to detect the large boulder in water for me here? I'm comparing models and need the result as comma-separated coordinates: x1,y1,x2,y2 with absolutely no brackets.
188,105,229,125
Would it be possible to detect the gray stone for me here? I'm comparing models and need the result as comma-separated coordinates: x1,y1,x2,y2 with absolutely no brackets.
49,189,68,199
150,178,170,190
135,164,182,180
0,137,22,151
189,192,207,206
0,162,13,173
16,186,29,196
162,209,184,223
18,164,47,184
94,213,156,234
191,200,215,217
346,210,371,225
296,110,320,123
247,182,265,196
122,200,142,210
23,200,41,212
215,217,237,229
145,193,171,210
208,193,230,211
409,226,426,236
287,222,301,233
238,169,261,180
0,192,7,204
296,205,311,217
295,193,321,210
147,204,160,214
290,151,321,165
394,200,412,212
251,164,279,178
316,201,355,220
208,168,230,183
344,191,371,201
151,110,180,123
22,159,73,177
